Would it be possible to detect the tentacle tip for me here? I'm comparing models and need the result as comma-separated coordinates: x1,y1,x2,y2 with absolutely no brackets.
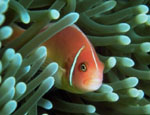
107,57,116,68
5,76,16,85
122,58,135,67
0,2,8,14
141,42,150,52
87,105,96,113
16,82,27,94
118,23,130,33
21,14,30,24
49,9,60,19
36,46,47,58
68,12,80,23
136,14,148,24
119,35,131,45
137,90,144,99
138,5,149,14
42,77,55,90
108,93,119,102
128,77,139,86
98,84,113,93
46,62,59,76
1,26,13,39
0,14,5,25
143,104,150,114
128,88,139,97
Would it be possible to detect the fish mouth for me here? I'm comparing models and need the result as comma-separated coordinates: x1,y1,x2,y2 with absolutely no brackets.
83,78,102,91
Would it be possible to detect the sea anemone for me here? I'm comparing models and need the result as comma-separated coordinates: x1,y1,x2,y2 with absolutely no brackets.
0,0,150,115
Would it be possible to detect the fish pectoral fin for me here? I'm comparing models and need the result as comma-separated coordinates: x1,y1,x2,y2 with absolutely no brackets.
53,65,66,88
59,65,66,74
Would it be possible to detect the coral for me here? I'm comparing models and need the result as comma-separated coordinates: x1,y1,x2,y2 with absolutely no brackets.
0,0,150,115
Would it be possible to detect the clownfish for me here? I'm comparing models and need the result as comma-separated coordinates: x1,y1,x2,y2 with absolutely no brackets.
8,24,104,94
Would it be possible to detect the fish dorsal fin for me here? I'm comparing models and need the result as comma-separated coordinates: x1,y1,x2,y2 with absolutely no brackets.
69,45,85,86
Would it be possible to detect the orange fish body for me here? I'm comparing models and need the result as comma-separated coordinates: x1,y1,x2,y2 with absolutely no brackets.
8,24,104,93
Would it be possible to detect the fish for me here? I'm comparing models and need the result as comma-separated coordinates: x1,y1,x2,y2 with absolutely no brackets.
7,24,104,94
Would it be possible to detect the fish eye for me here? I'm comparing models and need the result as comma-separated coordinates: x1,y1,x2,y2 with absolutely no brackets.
80,63,87,72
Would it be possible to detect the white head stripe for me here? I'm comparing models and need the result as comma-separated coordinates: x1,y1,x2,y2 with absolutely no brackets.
90,47,99,70
69,45,85,86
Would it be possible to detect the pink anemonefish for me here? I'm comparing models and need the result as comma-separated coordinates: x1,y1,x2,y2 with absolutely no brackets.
8,24,104,94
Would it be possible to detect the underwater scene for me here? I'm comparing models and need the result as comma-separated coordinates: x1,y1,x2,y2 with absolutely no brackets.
0,0,150,114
